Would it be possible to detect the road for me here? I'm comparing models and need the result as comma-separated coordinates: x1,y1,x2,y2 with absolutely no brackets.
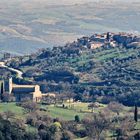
0,62,23,79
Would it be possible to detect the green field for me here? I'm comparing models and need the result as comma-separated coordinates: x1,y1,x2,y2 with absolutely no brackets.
0,102,91,120
0,103,24,116
47,105,86,120
0,102,106,121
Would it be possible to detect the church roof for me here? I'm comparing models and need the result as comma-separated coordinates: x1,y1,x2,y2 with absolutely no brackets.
12,85,36,94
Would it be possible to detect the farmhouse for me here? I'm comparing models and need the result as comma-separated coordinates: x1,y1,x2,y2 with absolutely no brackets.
0,78,42,102
42,93,56,98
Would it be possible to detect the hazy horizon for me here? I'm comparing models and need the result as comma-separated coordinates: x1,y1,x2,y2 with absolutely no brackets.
0,0,139,5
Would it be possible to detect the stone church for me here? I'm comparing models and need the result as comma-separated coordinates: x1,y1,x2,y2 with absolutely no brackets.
0,78,42,102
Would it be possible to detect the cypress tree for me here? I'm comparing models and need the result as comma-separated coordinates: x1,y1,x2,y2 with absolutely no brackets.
106,32,110,41
134,104,138,122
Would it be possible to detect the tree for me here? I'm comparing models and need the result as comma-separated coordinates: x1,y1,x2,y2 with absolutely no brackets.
107,101,123,115
75,115,80,123
39,129,52,140
73,94,82,102
134,133,140,140
62,82,75,107
0,117,27,140
112,118,135,139
83,111,111,140
88,102,100,113
61,130,74,140
1,93,15,102
3,111,15,120
56,93,66,104
51,121,62,132
134,104,138,122
21,100,38,113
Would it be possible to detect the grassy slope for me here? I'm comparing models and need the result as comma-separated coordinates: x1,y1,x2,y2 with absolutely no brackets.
47,105,86,120
0,102,89,120
0,102,104,121
62,46,140,83
0,103,24,116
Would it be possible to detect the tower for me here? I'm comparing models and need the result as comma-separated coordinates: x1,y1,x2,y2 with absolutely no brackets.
4,77,13,94
106,32,110,42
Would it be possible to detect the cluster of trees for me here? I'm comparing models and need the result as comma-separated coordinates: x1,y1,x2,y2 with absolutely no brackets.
0,100,140,140
0,112,74,140
0,68,12,79
0,100,74,140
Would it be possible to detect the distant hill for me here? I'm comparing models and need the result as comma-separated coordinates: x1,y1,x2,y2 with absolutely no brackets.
0,0,140,55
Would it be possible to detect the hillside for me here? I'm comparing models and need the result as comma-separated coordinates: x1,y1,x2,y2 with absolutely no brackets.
6,32,140,106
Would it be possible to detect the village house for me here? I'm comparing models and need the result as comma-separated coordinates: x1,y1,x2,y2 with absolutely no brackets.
89,42,104,49
3,53,11,60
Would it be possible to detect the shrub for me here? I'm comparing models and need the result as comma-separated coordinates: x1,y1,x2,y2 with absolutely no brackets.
75,115,80,123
